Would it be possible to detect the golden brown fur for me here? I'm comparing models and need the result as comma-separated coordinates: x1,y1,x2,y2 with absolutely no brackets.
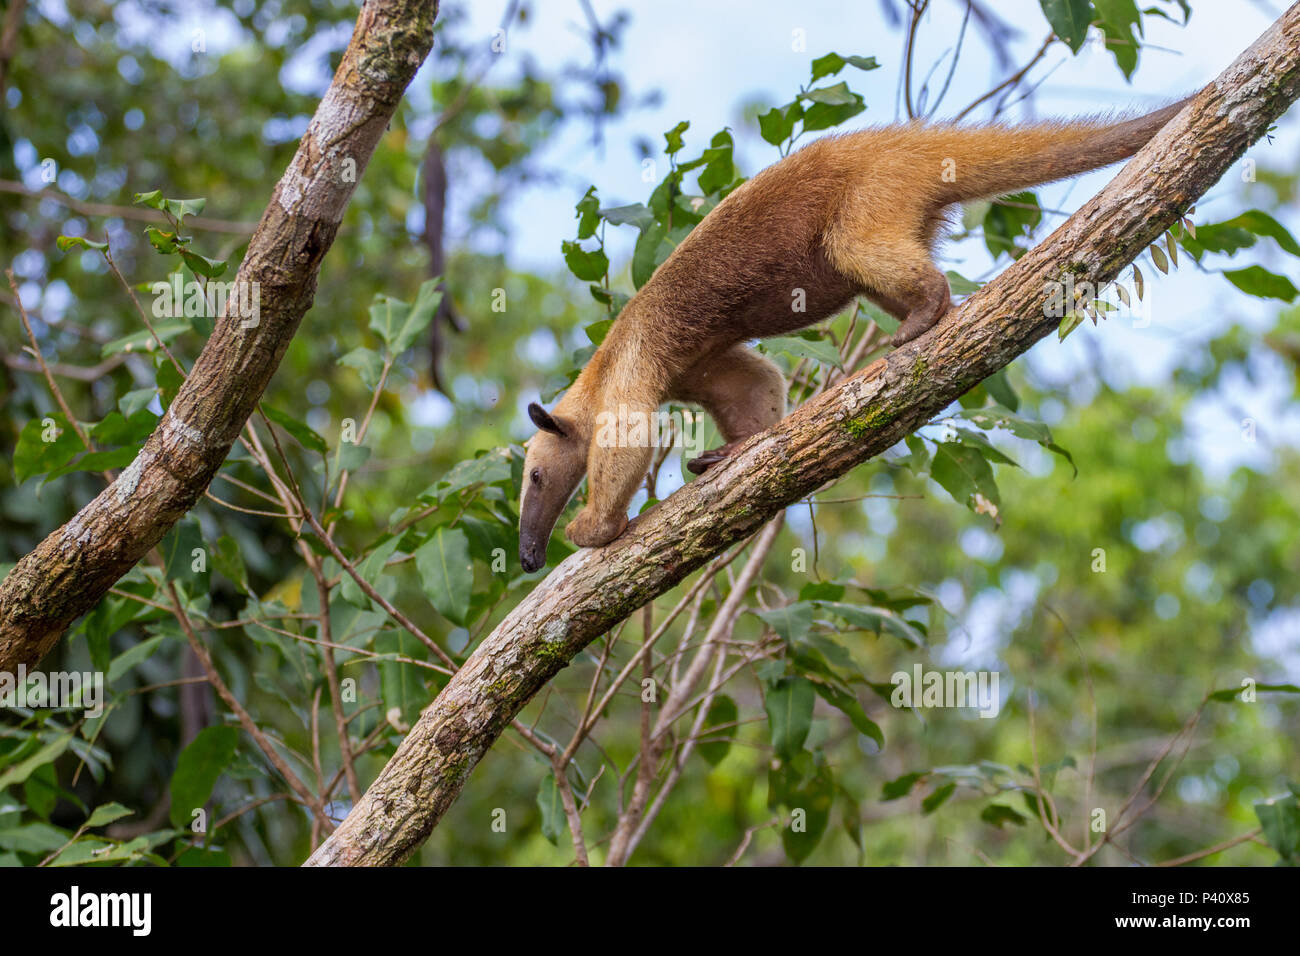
517,101,1189,571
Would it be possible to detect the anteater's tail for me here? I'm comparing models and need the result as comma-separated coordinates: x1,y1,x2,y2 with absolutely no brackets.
928,97,1192,205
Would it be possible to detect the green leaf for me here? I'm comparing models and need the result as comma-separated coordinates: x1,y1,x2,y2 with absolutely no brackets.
760,334,843,369
159,517,210,592
1222,266,1299,302
101,318,189,358
698,129,737,195
589,285,630,315
48,836,153,867
631,222,670,289
799,581,845,602
800,81,858,106
339,534,401,609
118,387,158,418
336,442,370,473
1255,793,1300,862
575,186,601,239
155,354,184,409
758,101,803,146
415,527,473,626
338,347,386,390
1038,0,1095,53
23,764,58,821
946,270,983,296
781,756,834,862
754,603,815,642
375,630,427,726
930,442,1001,520
164,197,206,222
143,225,181,254
952,405,1076,475
982,369,1020,411
42,447,137,483
584,318,614,344
367,294,410,352
368,281,443,357
132,189,165,210
107,633,169,684
56,235,108,253
1208,682,1300,703
981,803,1028,828
13,414,84,484
663,120,690,155
213,534,248,589
809,52,880,82
810,52,847,82
261,403,328,455
90,408,156,446
765,677,815,760
861,298,899,335
422,448,513,501
841,55,880,72
922,782,957,814
697,695,738,766
949,425,1020,467
394,278,444,354
1183,209,1300,261
175,844,231,867
85,802,134,828
1093,0,1143,78
537,772,565,845
169,726,239,827
0,822,71,854
561,240,609,282
800,94,866,133
0,731,75,790
983,191,1042,260
898,433,931,475
817,601,925,648
179,249,227,278
599,202,654,230
813,683,884,746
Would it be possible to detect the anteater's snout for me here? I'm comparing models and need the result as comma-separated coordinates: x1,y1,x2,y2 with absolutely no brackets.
520,542,544,574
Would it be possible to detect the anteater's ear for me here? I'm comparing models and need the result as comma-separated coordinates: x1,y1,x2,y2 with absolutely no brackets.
528,402,568,437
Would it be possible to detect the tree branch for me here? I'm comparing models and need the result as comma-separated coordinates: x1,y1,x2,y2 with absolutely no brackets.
305,3,1300,866
0,0,442,669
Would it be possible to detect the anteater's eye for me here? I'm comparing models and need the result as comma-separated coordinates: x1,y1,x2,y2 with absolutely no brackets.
530,469,542,484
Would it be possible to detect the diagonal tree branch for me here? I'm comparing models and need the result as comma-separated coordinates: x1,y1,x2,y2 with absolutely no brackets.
306,3,1300,866
0,0,442,669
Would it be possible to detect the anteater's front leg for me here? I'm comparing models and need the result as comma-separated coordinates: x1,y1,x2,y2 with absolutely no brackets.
565,404,655,548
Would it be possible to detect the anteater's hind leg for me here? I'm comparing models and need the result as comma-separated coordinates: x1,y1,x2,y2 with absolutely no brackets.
669,345,787,474
833,237,953,346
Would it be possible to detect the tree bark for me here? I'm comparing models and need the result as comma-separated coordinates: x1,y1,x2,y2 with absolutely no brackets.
305,3,1300,866
0,0,441,669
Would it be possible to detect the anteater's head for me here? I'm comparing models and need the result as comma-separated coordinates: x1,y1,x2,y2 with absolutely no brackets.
518,402,587,573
